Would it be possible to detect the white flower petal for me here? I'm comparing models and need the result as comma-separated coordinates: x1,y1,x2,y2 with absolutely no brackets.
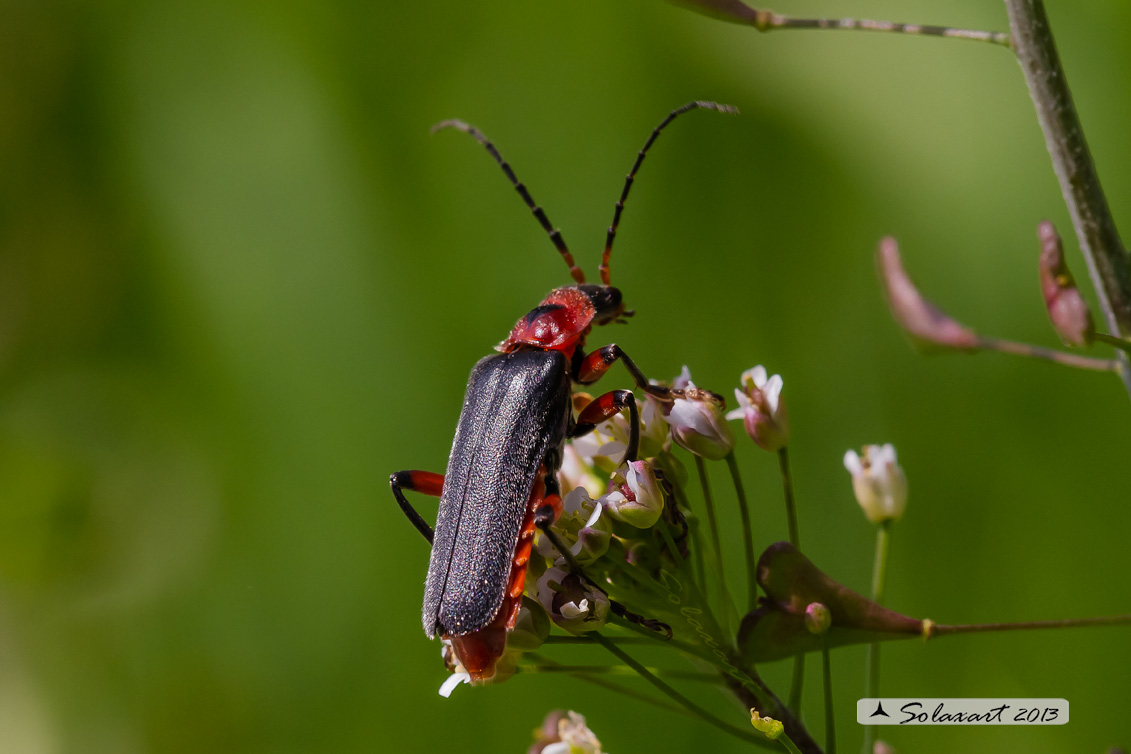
763,374,784,412
438,672,470,698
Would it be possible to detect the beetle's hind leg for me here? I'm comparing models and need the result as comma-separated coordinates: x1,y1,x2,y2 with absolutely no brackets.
389,470,444,544
533,478,672,640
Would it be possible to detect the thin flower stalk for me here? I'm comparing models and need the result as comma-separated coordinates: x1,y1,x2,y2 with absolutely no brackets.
863,520,892,754
726,451,759,612
590,633,774,749
671,0,1012,48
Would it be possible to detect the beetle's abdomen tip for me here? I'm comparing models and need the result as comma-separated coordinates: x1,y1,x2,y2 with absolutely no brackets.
450,623,507,683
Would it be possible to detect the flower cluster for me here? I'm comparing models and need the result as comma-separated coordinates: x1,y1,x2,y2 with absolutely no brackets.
436,361,914,724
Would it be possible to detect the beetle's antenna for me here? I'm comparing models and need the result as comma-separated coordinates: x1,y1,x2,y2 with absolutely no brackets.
433,119,586,284
600,101,738,286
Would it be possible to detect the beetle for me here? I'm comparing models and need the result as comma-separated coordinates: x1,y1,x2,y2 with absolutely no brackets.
390,101,736,683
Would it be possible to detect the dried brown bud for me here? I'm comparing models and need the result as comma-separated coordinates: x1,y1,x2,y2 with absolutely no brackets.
1038,221,1094,347
876,237,980,352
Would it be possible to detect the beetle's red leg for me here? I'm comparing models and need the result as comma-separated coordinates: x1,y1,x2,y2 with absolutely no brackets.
571,389,640,462
389,470,444,544
575,344,672,401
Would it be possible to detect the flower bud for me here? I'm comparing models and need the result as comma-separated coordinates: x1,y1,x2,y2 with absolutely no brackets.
804,602,831,635
603,459,665,529
844,444,907,524
876,236,979,352
1038,220,1094,347
666,367,734,460
536,568,610,634
750,710,784,739
726,365,789,452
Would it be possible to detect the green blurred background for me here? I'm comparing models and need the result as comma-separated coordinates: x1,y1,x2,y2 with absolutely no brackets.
1,0,1128,752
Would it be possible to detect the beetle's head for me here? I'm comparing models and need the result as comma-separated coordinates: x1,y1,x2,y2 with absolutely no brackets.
576,283,632,326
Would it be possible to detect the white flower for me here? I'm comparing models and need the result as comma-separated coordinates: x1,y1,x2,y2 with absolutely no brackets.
535,488,611,565
843,444,907,524
536,567,610,634
542,711,606,754
726,365,789,452
557,444,605,498
666,367,734,460
602,459,664,529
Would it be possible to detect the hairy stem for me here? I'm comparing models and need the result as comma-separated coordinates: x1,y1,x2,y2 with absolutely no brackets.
1004,0,1131,397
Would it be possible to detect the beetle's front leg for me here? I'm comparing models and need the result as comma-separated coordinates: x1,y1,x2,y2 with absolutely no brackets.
571,389,640,463
574,344,672,401
389,470,444,544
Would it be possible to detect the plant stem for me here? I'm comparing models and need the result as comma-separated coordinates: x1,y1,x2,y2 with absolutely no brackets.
976,336,1118,372
821,637,836,754
590,633,773,748
726,451,759,612
676,2,1013,47
1093,332,1131,354
862,521,891,754
542,635,653,645
695,455,736,626
788,655,805,713
727,676,824,754
525,652,686,715
778,733,806,754
520,663,725,683
779,446,800,548
929,614,1131,637
1004,0,1131,398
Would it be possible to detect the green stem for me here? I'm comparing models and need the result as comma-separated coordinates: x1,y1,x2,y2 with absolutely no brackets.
1093,332,1131,354
590,633,773,749
931,614,1131,636
695,455,736,625
779,446,799,548
778,733,806,754
520,663,725,683
863,521,891,754
821,637,836,754
524,652,686,715
676,2,1013,48
1004,0,1131,399
871,521,892,603
976,336,1118,372
788,654,805,713
673,474,709,595
726,451,759,612
542,635,653,645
